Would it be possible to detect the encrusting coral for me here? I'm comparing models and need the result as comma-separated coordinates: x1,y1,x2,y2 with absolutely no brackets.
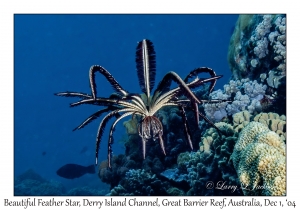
231,121,286,196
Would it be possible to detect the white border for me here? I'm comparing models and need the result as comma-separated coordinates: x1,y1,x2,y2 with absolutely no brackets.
1,1,299,209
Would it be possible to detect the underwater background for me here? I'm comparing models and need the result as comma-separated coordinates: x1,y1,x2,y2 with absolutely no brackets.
14,14,286,196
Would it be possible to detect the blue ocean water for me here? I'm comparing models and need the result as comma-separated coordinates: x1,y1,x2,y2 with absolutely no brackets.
14,14,238,194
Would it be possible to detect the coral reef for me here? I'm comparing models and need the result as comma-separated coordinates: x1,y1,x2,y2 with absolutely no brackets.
102,105,201,195
98,154,137,188
103,108,286,196
94,14,286,196
232,110,252,132
166,187,185,196
227,14,286,115
172,123,241,196
160,168,188,185
253,112,286,141
67,186,106,196
15,169,107,196
228,15,286,81
231,122,286,196
15,169,65,196
231,110,286,140
204,79,267,122
123,115,139,135
108,169,169,196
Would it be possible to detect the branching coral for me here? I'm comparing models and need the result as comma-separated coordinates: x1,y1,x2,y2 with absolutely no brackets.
173,124,241,196
231,122,286,196
108,169,169,196
103,108,286,196
204,79,267,122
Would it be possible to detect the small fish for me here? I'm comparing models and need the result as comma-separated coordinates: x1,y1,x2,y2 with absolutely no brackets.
56,164,95,179
42,151,46,156
79,146,88,154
